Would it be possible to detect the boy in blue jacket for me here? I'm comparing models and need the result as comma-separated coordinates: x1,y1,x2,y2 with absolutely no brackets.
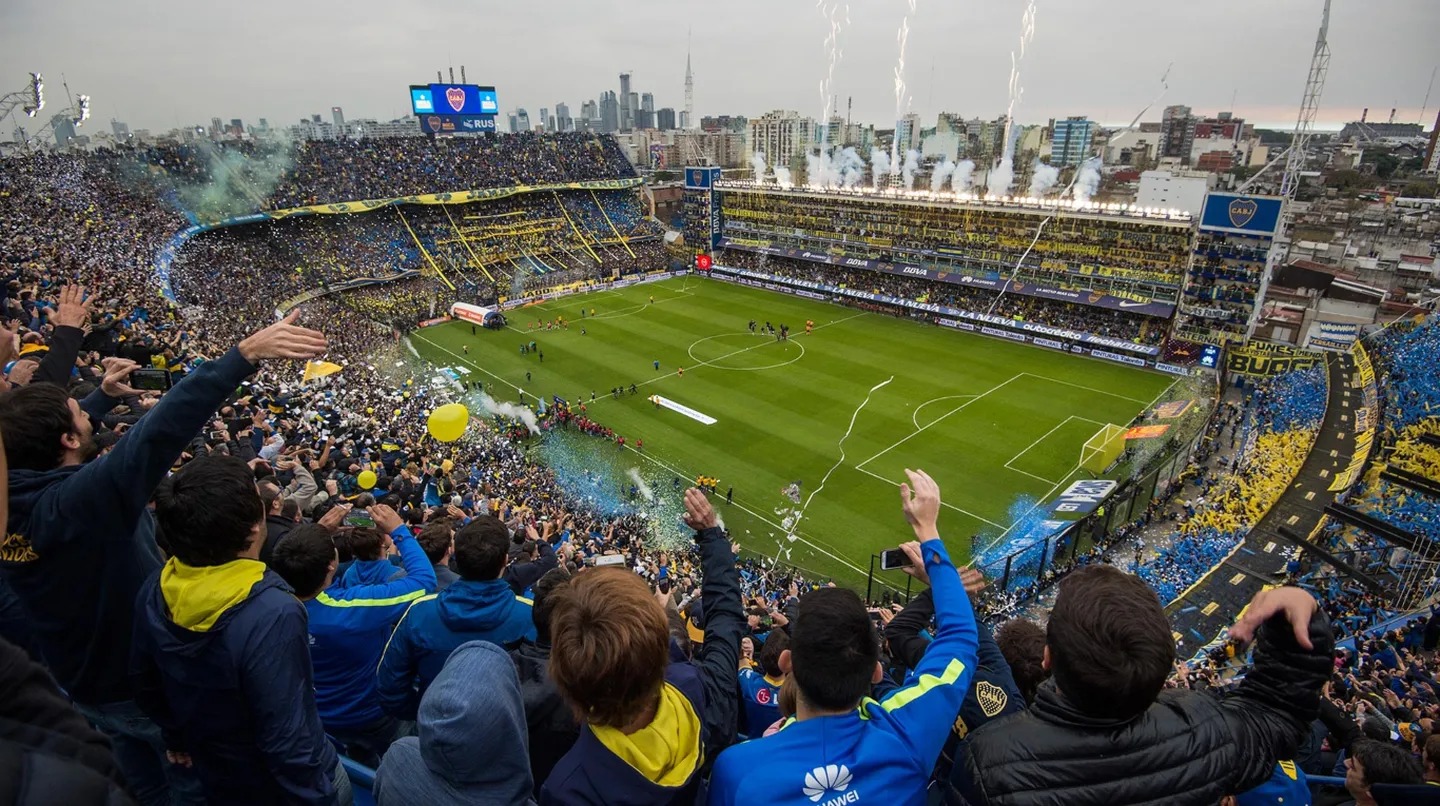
270,505,436,768
708,469,980,806
131,455,347,806
377,514,536,720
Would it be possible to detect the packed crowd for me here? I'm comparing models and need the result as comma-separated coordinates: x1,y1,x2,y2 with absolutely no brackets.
720,188,1193,290
1135,367,1327,603
716,249,1169,345
132,133,638,216
3,139,1438,806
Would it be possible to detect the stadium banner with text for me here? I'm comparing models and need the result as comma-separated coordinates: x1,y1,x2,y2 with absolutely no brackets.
711,265,1160,358
1225,341,1324,377
418,114,497,134
1198,193,1283,238
716,239,1175,318
1305,320,1360,352
191,178,644,226
1153,400,1194,419
1125,425,1171,439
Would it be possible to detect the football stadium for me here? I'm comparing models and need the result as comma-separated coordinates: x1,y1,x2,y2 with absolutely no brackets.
3,15,1440,802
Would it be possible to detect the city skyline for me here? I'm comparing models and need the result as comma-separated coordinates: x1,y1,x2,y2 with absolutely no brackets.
2,0,1436,135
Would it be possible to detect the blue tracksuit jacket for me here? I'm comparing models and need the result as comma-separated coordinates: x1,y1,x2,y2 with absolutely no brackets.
707,537,980,806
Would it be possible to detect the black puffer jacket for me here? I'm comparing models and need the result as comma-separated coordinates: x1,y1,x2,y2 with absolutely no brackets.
959,608,1334,806
511,639,578,799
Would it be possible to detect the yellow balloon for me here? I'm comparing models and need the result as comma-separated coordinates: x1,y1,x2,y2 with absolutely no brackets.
393,409,403,417
427,403,470,442
357,470,377,490
366,407,374,415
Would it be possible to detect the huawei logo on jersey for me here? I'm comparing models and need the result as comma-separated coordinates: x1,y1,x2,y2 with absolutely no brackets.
803,765,854,803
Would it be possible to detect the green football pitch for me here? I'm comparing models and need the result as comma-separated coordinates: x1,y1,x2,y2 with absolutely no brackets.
410,276,1175,588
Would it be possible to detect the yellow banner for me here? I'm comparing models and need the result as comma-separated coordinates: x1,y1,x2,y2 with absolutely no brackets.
201,178,645,226
1225,342,1324,377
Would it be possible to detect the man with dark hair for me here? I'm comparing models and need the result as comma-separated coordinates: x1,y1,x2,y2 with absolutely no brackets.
1344,738,1426,805
708,469,979,806
992,618,1048,705
271,504,436,768
738,630,788,736
542,488,743,805
503,534,557,596
131,455,347,805
511,567,577,798
377,514,536,720
409,519,459,591
959,565,1336,805
0,311,325,804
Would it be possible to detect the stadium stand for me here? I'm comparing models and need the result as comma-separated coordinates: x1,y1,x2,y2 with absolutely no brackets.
1,135,1437,805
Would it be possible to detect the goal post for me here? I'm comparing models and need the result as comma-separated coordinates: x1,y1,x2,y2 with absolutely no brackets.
1080,424,1127,474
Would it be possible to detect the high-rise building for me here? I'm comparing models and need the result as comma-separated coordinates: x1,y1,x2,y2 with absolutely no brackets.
628,92,639,126
619,73,633,130
641,93,654,114
1049,116,1094,167
516,108,531,132
895,113,921,154
229,119,243,136
258,118,269,130
332,107,344,129
555,102,571,132
599,92,619,134
52,116,76,147
1159,105,1195,164
747,110,813,167
508,113,520,134
701,115,747,134
580,100,597,121
539,108,549,131
210,117,223,137
110,119,130,139
657,108,677,131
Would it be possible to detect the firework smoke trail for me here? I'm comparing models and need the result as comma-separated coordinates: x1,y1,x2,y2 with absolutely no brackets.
626,467,654,501
750,151,767,183
473,391,540,434
990,0,1036,198
870,147,891,188
930,158,956,192
816,0,850,136
890,0,917,173
1028,159,1060,196
901,149,921,190
786,376,893,541
951,159,976,192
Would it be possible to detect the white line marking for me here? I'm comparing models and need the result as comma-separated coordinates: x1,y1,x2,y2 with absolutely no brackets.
855,373,1024,470
1020,372,1151,404
911,394,978,430
619,444,888,584
853,465,1007,528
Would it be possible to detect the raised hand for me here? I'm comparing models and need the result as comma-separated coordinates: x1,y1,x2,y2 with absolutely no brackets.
317,503,351,532
899,468,941,541
98,357,141,398
1229,586,1318,650
368,504,403,535
682,487,718,531
51,284,92,330
237,309,328,364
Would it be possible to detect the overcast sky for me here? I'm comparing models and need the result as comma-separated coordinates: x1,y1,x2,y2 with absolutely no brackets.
2,0,1436,134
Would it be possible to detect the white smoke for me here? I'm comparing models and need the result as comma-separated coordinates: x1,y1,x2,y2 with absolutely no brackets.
805,146,868,189
870,147,891,188
626,467,654,501
952,159,976,192
772,164,793,188
837,147,866,187
901,149,921,190
475,391,539,434
987,157,1015,198
1072,156,1103,205
930,158,956,192
1029,160,1060,196
750,152,767,183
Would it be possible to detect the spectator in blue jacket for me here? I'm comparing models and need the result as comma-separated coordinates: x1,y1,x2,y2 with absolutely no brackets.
708,469,980,806
541,488,743,805
377,514,535,720
270,505,436,768
0,310,325,806
374,640,536,806
130,455,348,806
738,630,787,736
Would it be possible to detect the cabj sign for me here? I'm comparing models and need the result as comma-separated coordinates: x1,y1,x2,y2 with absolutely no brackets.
1199,192,1283,237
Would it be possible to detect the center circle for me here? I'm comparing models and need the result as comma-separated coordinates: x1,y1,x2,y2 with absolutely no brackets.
686,333,806,371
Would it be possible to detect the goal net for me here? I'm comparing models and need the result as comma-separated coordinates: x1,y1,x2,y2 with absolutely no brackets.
1080,424,1127,474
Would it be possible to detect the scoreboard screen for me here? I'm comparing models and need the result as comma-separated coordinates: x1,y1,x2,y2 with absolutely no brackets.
410,84,499,116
